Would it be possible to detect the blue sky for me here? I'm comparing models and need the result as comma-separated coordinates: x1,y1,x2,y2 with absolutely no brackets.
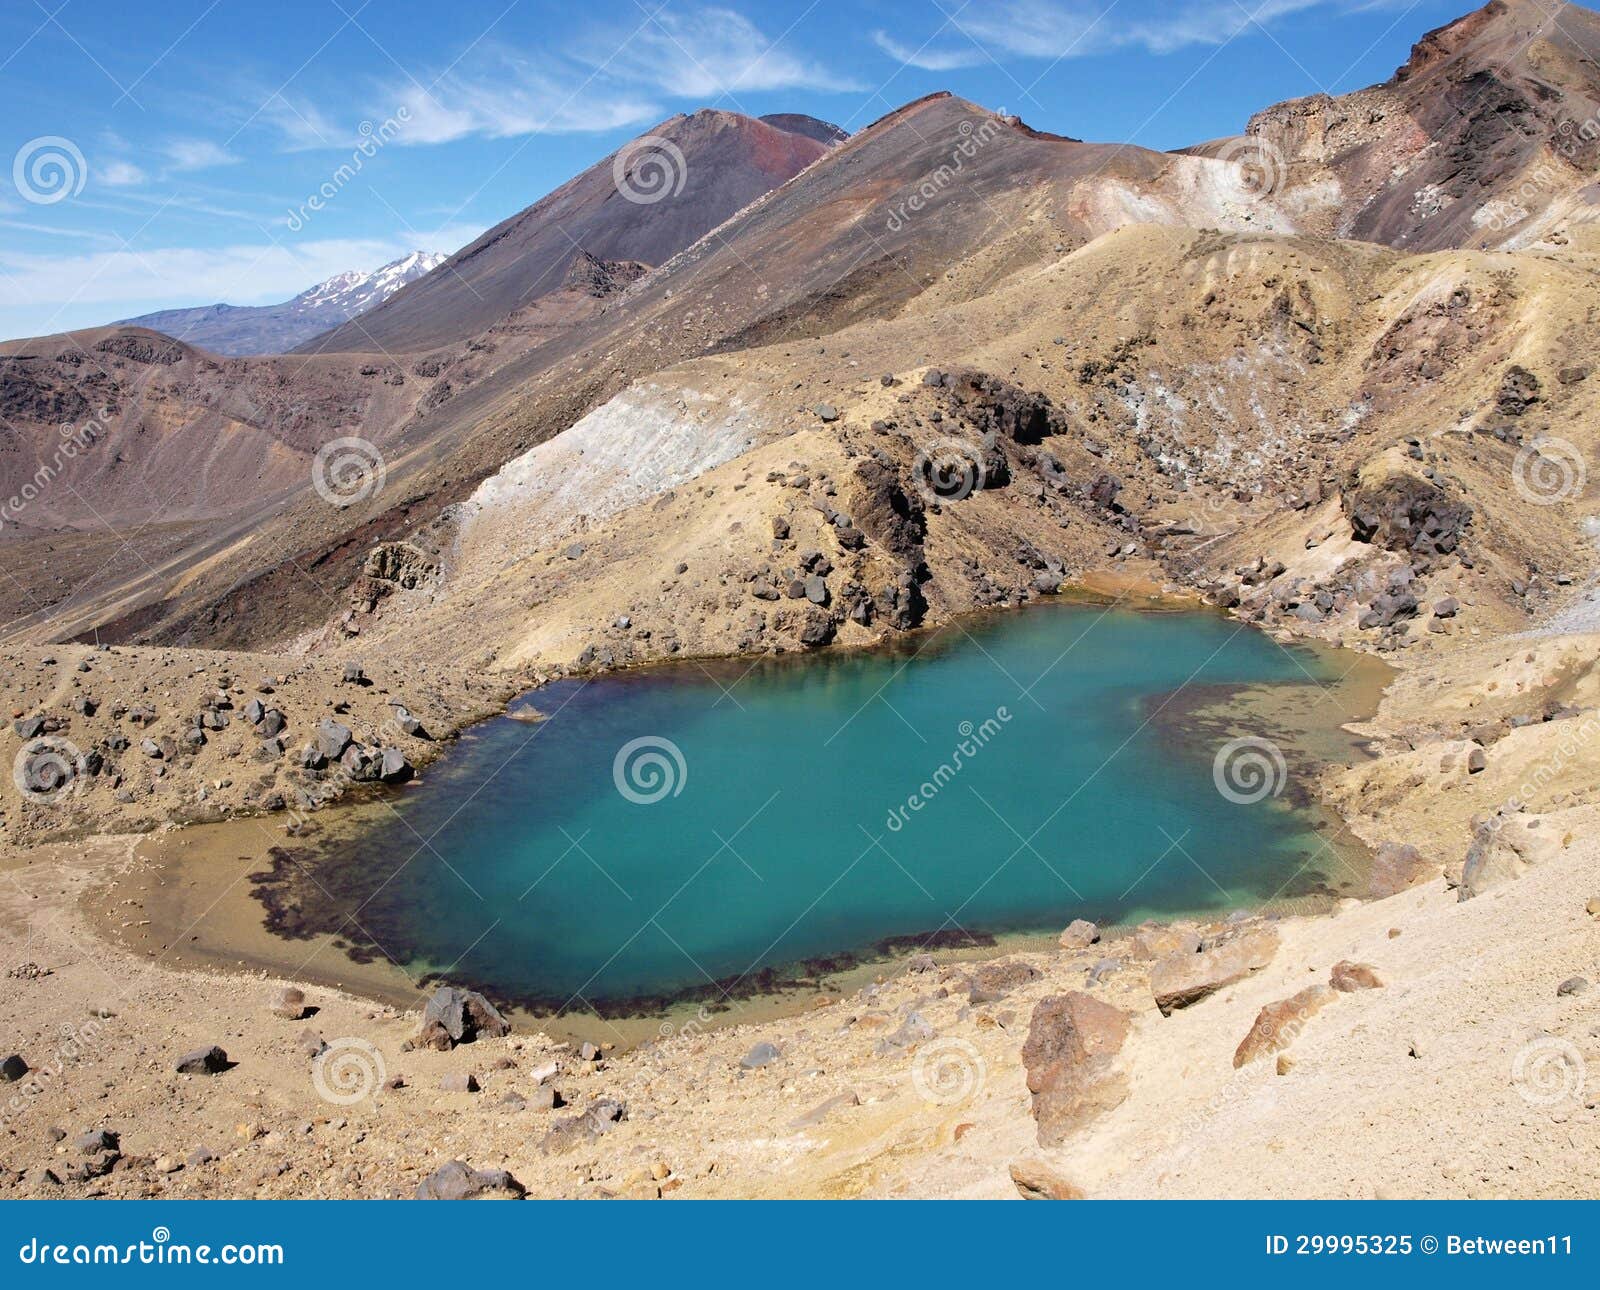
0,0,1465,340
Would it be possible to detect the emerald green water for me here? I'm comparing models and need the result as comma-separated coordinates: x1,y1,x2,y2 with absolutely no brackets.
265,604,1364,1014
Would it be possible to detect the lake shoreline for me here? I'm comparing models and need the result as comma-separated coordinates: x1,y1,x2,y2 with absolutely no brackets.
86,593,1393,1049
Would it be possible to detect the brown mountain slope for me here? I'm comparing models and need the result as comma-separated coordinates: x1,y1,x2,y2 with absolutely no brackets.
297,110,837,354
1231,0,1600,250
6,2,1600,655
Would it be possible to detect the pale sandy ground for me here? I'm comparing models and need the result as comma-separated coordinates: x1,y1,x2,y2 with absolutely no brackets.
0,807,1592,1199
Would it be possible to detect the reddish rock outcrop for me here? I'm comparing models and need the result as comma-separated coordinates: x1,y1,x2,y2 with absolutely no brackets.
1149,928,1280,1015
1020,991,1131,1146
1234,984,1335,1068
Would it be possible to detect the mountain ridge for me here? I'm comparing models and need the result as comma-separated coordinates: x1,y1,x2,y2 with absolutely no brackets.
113,251,447,356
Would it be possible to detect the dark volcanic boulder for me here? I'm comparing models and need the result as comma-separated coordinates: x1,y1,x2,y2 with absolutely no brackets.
174,1045,230,1075
416,986,510,1050
1342,465,1470,559
414,1160,525,1199
939,369,1068,444
1495,364,1540,417
849,458,926,561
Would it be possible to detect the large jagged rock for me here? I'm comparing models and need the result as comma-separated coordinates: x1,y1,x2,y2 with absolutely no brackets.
1149,928,1280,1015
539,1098,626,1155
1342,459,1470,559
560,248,650,298
1458,807,1565,900
415,986,510,1050
1233,983,1336,1067
938,369,1069,445
849,458,926,562
414,1160,525,1199
1020,992,1131,1146
964,958,1043,1003
362,542,439,591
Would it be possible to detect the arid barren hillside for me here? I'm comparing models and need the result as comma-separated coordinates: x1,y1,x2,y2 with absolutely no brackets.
1,0,1598,1205
4,1,1600,663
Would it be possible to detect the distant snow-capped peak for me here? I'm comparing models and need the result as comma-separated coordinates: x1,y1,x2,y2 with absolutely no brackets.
294,251,446,316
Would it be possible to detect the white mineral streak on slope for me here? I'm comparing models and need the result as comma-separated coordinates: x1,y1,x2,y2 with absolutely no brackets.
461,381,762,567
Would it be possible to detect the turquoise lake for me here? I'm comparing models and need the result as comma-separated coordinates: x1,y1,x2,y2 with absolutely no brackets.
260,604,1369,1014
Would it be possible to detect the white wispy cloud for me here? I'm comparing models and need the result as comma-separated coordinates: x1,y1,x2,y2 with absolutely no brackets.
99,160,147,187
259,94,352,152
596,6,867,96
262,5,857,152
390,60,662,145
875,0,1365,68
870,31,985,72
163,138,241,171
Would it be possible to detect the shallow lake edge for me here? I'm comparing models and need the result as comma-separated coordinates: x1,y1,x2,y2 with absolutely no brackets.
90,591,1393,1046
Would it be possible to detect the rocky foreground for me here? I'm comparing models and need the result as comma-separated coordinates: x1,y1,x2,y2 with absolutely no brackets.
1,798,1594,1199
